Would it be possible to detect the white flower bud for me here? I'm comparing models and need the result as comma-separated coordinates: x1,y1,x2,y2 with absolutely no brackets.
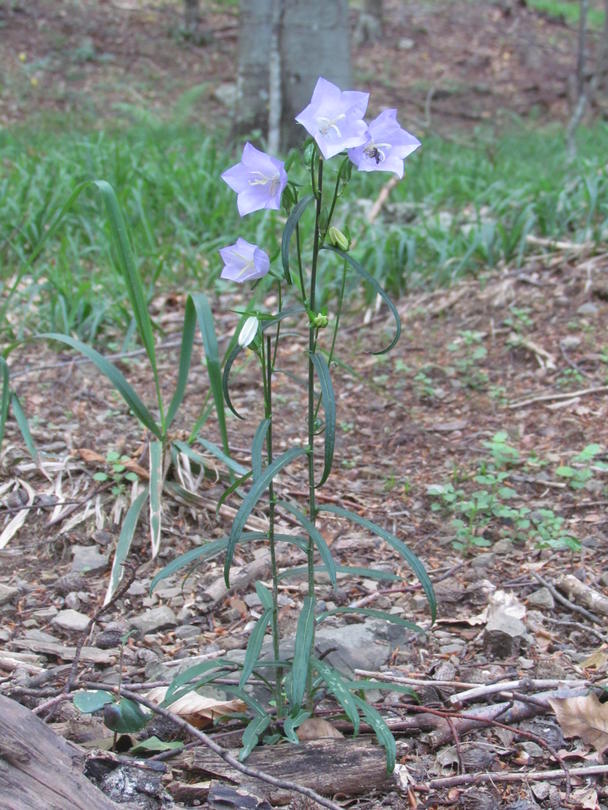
238,315,259,348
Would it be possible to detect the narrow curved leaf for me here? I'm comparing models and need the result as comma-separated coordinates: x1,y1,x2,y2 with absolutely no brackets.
165,658,242,704
255,581,274,611
319,504,436,622
165,297,196,429
351,695,396,773
222,342,245,419
277,499,336,586
281,194,314,284
313,658,360,735
321,245,401,354
240,713,271,761
104,487,148,605
0,358,9,448
10,392,37,461
283,708,311,743
309,352,335,486
224,447,308,586
288,596,315,711
252,418,271,481
92,180,157,375
316,607,423,633
178,438,248,477
41,333,161,438
239,610,272,688
189,292,229,456
149,441,163,558
217,470,253,514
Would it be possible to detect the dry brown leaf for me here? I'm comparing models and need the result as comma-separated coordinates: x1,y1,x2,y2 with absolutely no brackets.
548,693,608,753
580,647,608,672
296,717,344,741
146,686,246,728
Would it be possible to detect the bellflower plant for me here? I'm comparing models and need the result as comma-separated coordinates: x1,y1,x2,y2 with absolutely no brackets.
156,77,435,772
221,142,288,216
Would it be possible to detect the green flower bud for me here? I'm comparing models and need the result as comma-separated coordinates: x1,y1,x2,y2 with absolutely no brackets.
327,226,349,251
311,312,329,328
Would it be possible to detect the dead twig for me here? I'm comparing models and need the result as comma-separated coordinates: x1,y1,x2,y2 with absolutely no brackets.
532,572,603,626
509,385,608,409
418,763,608,791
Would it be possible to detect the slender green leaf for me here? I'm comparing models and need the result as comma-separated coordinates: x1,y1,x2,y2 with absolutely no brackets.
255,581,274,611
164,658,242,704
10,393,37,461
149,440,163,558
281,194,314,284
277,500,336,586
165,297,196,429
313,658,360,735
222,342,245,420
288,596,315,711
240,713,271,761
309,352,335,486
176,438,249,477
92,180,158,376
130,737,183,754
316,607,423,633
252,418,271,481
217,470,253,514
352,695,396,772
322,245,401,353
189,292,229,457
41,333,161,438
239,610,272,688
320,504,436,622
283,708,311,743
0,358,9,448
104,487,148,605
224,447,308,586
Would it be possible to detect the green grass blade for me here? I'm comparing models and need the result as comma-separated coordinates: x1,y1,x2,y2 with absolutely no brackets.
252,418,271,481
322,245,401,354
176,438,249,477
189,292,229,457
92,180,158,379
255,581,274,611
165,297,196,429
104,487,148,604
149,440,163,558
316,607,423,633
216,470,253,514
320,504,436,622
309,351,335,486
0,358,10,449
10,392,37,461
283,708,311,743
224,447,308,586
313,658,360,735
239,713,271,761
281,194,314,284
239,610,272,688
288,595,315,711
164,658,241,704
222,342,245,419
41,333,161,438
277,499,336,587
351,695,396,773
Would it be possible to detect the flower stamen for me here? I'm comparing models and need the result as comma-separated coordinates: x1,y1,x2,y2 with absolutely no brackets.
316,113,346,137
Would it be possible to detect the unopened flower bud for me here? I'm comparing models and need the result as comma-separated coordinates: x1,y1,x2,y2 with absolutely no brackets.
327,226,349,251
311,312,328,328
238,315,259,348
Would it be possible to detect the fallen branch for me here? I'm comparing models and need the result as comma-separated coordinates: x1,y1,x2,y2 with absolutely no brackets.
449,678,589,706
533,572,603,626
509,385,608,409
419,763,608,790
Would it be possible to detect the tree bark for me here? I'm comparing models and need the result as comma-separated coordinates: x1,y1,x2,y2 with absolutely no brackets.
354,0,384,45
280,0,351,149
234,0,273,137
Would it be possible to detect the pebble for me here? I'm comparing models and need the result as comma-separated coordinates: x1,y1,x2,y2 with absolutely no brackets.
527,587,555,610
130,606,177,636
577,301,599,317
471,552,495,569
127,581,147,597
0,583,20,605
65,592,81,610
71,545,109,575
174,624,200,640
52,609,91,632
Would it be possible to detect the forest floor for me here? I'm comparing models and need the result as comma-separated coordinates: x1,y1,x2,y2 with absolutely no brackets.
2,1,608,809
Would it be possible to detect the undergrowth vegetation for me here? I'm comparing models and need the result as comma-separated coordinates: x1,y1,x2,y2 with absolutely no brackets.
2,121,607,343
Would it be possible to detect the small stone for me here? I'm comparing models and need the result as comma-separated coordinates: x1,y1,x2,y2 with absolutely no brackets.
71,545,108,575
213,82,238,109
127,581,147,597
527,587,554,610
0,583,20,605
154,585,182,601
577,301,599,317
471,552,495,569
95,629,124,649
244,592,262,608
492,539,513,554
519,741,543,758
33,606,58,620
398,37,415,50
52,609,91,632
64,592,81,611
130,606,177,636
174,624,200,640
53,573,86,595
561,335,581,350
93,530,112,546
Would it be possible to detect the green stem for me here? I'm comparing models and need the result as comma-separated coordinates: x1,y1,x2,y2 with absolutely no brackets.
314,260,346,422
262,334,283,716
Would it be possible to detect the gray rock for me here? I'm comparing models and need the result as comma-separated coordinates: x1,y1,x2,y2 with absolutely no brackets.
213,82,238,109
561,336,581,350
484,612,527,658
526,587,554,610
130,606,177,637
577,301,599,317
471,552,495,569
0,583,20,605
71,545,108,575
64,592,81,611
127,581,147,597
33,606,58,620
174,624,200,640
52,609,91,632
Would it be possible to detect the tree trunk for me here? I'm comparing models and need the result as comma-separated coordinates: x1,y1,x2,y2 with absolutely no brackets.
184,0,199,35
234,0,273,138
354,0,383,45
280,0,351,149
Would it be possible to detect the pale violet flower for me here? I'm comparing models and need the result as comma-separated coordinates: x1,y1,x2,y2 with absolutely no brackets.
348,109,420,178
219,238,270,283
295,77,369,160
221,143,287,217
238,315,260,348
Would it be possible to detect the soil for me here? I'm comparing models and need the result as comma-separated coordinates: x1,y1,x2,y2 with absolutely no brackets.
2,2,608,809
